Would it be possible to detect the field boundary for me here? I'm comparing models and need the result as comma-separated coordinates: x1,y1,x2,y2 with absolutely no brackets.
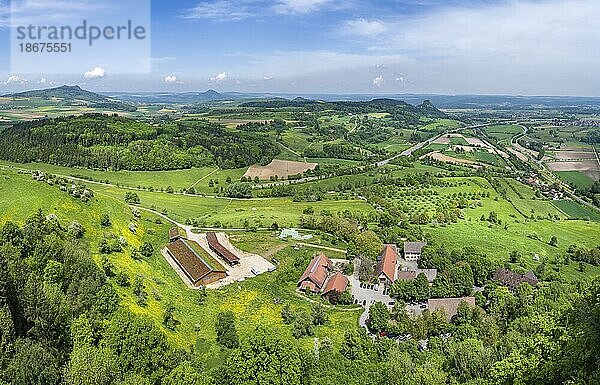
190,167,219,188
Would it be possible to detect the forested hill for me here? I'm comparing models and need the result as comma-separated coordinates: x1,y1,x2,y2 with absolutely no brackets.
240,98,447,124
242,98,445,114
4,85,137,112
5,85,108,102
0,114,280,171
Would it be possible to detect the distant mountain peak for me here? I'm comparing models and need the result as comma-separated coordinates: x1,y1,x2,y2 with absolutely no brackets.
6,84,106,102
417,99,446,117
56,84,83,90
203,89,221,96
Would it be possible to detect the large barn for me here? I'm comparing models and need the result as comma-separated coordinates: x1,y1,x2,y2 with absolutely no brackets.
297,253,333,293
206,232,240,266
166,239,227,287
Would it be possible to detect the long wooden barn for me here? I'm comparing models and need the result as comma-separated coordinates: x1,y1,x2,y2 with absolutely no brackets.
166,239,227,286
206,232,240,266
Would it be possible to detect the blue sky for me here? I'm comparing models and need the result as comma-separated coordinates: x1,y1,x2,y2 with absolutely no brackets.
1,0,599,95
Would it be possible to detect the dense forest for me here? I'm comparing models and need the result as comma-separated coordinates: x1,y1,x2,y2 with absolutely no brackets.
0,212,598,385
0,114,280,170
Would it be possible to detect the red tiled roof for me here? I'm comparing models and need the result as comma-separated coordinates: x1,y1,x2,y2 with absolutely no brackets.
322,272,349,295
298,253,332,291
376,244,398,282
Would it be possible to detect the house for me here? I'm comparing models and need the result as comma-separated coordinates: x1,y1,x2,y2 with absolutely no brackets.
297,253,333,293
396,268,438,283
427,297,476,321
403,241,427,261
376,244,398,286
396,270,417,281
493,268,538,290
166,239,227,287
321,272,349,302
206,232,240,266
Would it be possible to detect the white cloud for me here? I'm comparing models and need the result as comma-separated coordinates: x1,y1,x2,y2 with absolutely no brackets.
4,75,27,85
37,77,58,85
263,76,273,81
372,75,384,88
182,1,254,21
344,18,387,37
211,72,228,84
164,75,178,84
348,0,600,95
273,0,330,14
83,66,106,80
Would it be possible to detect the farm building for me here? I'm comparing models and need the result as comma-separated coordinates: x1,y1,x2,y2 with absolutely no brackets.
493,268,538,290
206,232,240,266
297,253,333,293
396,268,438,283
427,297,476,321
403,241,427,262
165,239,227,287
321,272,349,302
376,244,399,286
169,227,186,242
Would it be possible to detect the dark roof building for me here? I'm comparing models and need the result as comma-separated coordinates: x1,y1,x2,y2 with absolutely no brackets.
396,269,438,283
403,241,427,261
376,244,398,285
428,297,476,321
206,232,240,265
298,253,332,293
396,270,417,281
166,239,226,287
169,227,185,242
493,268,538,290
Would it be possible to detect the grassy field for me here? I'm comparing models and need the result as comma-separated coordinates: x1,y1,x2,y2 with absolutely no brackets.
555,171,596,189
552,199,600,221
0,160,218,190
420,118,463,133
483,125,523,143
94,184,375,229
0,168,361,359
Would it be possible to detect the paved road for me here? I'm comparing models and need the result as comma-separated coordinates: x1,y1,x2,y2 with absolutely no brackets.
349,259,394,330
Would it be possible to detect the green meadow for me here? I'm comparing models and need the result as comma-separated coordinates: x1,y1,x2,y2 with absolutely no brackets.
0,168,360,357
555,171,596,189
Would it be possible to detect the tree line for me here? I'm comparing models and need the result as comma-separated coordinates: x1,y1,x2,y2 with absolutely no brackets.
0,114,280,171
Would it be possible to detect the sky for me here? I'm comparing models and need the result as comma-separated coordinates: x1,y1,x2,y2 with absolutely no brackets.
0,0,599,95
